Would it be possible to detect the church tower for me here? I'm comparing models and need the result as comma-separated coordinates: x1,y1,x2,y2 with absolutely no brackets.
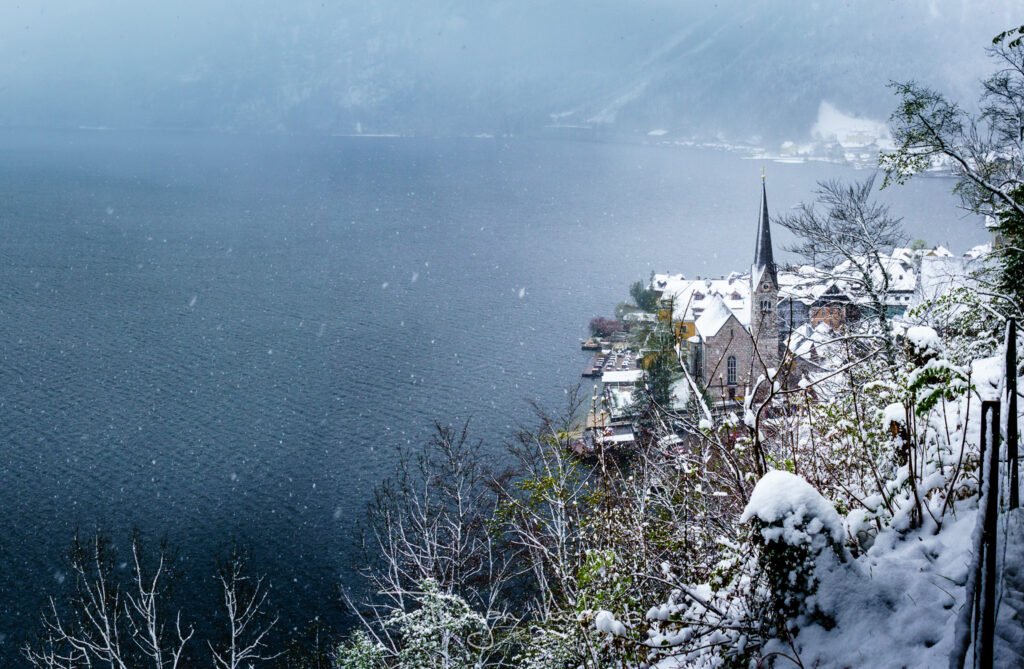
750,175,780,372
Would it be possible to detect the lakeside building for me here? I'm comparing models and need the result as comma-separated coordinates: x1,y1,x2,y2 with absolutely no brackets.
651,180,992,409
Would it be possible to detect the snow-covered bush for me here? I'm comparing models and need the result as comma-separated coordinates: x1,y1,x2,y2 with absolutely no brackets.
641,544,762,669
386,579,489,669
513,626,578,669
740,470,845,635
334,631,385,669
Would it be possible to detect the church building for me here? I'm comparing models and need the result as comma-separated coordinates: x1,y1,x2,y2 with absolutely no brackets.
652,178,782,408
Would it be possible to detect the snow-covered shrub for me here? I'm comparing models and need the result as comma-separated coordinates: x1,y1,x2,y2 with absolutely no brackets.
511,544,651,667
641,545,762,669
865,326,979,532
334,631,386,669
576,548,636,614
513,626,578,669
386,579,489,669
905,285,1001,366
740,470,845,635
791,316,980,539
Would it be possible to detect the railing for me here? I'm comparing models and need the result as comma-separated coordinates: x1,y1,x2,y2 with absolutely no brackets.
950,319,1020,669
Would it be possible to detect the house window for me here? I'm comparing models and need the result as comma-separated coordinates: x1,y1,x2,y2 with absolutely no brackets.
727,355,737,385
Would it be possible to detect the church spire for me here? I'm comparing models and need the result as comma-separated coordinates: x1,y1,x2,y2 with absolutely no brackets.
753,172,776,285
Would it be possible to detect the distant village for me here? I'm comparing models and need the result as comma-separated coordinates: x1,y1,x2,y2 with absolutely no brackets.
578,180,991,453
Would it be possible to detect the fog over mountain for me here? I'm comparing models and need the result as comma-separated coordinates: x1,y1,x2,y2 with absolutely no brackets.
0,0,1018,143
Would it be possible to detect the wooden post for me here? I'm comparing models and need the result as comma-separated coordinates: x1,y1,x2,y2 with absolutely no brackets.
1007,319,1019,509
980,400,1000,669
971,401,991,668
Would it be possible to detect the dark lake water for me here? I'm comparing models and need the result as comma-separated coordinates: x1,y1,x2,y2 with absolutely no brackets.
0,129,984,662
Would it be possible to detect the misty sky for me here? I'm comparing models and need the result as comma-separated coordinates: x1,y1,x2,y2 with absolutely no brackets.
0,1,1020,139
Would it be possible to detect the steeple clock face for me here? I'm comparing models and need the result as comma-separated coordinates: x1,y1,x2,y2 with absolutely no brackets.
762,282,771,291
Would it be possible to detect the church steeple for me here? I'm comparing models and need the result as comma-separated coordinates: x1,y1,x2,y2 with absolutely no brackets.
749,172,780,371
753,172,776,285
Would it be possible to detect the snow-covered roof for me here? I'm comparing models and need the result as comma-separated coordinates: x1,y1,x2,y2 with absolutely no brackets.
832,253,917,297
695,294,738,338
655,246,982,321
605,386,635,418
652,272,750,327
622,312,657,322
964,243,992,259
777,266,836,305
751,263,767,290
910,252,990,312
780,248,931,307
786,322,846,372
602,369,644,384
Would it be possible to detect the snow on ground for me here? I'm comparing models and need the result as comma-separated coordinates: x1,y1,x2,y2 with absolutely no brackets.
973,355,1005,403
772,501,978,668
810,101,891,148
996,508,1024,668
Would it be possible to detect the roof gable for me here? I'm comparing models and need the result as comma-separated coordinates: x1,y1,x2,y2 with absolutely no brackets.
696,294,740,338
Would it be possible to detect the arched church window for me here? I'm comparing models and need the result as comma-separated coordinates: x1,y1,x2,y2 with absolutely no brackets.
727,356,737,385
761,298,772,313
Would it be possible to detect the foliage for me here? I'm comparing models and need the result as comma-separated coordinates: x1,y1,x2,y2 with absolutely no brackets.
745,502,842,635
334,632,385,669
883,35,1024,312
629,279,660,313
588,316,625,338
994,24,1024,48
994,184,1024,309
386,580,489,669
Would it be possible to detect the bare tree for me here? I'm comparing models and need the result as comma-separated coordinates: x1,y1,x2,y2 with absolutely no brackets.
775,175,905,370
347,421,519,666
496,397,594,623
209,553,282,669
24,531,193,669
25,532,282,669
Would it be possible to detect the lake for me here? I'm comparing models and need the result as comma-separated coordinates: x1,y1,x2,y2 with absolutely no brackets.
0,129,984,663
